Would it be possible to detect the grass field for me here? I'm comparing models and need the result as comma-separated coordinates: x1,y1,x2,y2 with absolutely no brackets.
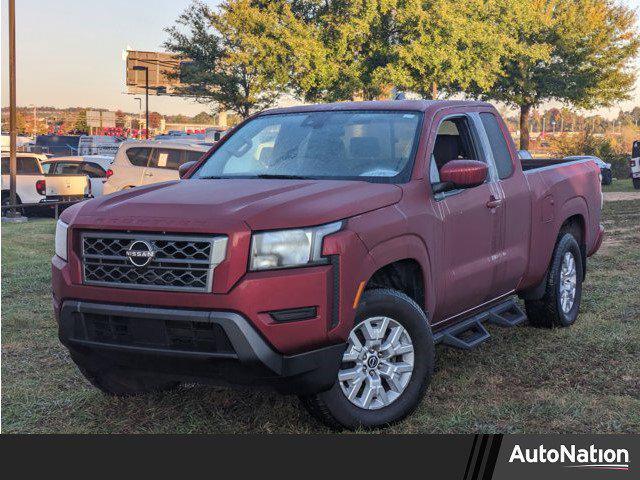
603,177,637,193
2,200,639,433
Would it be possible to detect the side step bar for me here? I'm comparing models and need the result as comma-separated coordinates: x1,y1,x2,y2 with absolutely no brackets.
433,298,527,350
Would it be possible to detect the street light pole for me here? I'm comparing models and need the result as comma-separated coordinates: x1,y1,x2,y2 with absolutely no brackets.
134,97,142,137
133,66,150,139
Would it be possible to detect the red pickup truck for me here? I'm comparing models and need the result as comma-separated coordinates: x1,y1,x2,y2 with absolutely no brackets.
52,100,604,429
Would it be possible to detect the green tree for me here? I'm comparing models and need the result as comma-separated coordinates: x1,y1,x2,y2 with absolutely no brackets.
74,110,88,133
381,0,512,99
472,0,639,150
286,0,510,102
164,0,300,117
192,111,215,124
15,111,27,134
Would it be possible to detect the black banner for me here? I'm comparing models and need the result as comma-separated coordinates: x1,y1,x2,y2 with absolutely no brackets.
0,434,637,478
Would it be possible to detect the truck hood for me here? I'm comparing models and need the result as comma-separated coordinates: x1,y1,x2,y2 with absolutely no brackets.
69,179,402,232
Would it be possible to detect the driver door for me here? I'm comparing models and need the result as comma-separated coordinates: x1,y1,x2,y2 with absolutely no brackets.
430,115,504,319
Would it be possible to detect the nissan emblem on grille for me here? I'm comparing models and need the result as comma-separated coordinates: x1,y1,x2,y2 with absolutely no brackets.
80,232,228,292
125,240,156,267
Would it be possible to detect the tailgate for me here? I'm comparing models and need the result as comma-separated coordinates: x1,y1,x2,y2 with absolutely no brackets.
45,175,89,196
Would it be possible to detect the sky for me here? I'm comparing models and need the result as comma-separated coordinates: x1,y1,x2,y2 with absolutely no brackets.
1,0,639,118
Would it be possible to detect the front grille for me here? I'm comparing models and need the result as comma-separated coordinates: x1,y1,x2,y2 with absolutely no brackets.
78,312,234,354
81,232,227,292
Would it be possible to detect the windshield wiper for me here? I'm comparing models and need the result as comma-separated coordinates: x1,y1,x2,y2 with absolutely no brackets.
197,174,311,180
256,174,311,180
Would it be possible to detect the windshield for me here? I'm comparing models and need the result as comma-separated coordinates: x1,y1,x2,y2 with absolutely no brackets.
193,111,423,183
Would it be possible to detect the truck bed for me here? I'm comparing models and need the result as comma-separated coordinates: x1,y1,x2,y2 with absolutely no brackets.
520,158,577,171
43,173,90,199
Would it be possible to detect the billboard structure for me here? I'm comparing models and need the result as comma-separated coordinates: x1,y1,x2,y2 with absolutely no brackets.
124,50,186,96
86,110,116,134
86,110,101,128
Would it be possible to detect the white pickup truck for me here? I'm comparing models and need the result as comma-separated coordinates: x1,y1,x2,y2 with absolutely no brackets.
1,153,90,208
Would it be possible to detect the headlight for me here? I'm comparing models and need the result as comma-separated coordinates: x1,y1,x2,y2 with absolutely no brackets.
250,221,342,270
55,220,69,261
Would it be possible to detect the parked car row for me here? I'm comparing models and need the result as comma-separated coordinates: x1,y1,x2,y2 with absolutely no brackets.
102,141,208,195
1,140,211,214
1,153,91,208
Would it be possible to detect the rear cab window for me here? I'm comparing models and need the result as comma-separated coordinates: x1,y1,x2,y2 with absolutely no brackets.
480,113,513,179
52,162,82,175
2,156,41,174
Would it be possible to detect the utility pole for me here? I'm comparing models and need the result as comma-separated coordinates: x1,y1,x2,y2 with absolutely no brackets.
4,0,25,221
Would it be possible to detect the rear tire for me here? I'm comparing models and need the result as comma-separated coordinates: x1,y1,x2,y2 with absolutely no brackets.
300,289,434,430
601,169,612,185
525,232,583,328
69,349,179,396
633,178,640,190
1,192,26,216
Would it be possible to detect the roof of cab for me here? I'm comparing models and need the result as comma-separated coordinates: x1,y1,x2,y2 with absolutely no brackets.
260,99,493,115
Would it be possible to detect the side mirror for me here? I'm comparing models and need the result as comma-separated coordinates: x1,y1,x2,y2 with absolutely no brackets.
439,160,488,189
178,161,197,179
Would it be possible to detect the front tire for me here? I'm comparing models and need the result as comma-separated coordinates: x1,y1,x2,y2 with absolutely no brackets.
601,169,612,185
525,232,583,328
300,289,434,430
633,177,640,190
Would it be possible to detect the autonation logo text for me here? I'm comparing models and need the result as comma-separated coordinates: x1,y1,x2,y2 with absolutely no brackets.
509,444,630,471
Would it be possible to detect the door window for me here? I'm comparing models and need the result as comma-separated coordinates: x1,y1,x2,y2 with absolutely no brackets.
81,162,106,178
126,147,152,167
430,117,483,184
149,148,183,170
185,150,204,164
480,113,513,179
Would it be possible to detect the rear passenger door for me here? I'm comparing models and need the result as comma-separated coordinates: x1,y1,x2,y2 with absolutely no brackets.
141,148,183,185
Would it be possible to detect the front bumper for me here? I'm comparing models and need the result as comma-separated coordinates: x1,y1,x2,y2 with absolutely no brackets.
58,300,346,394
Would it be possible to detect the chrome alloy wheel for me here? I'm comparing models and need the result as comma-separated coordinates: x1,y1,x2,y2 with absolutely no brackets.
560,251,577,313
338,317,414,410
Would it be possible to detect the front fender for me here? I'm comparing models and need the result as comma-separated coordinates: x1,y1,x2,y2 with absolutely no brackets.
364,234,435,320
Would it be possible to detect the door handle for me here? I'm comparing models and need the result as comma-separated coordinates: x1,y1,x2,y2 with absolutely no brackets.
144,172,153,177
486,195,503,209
